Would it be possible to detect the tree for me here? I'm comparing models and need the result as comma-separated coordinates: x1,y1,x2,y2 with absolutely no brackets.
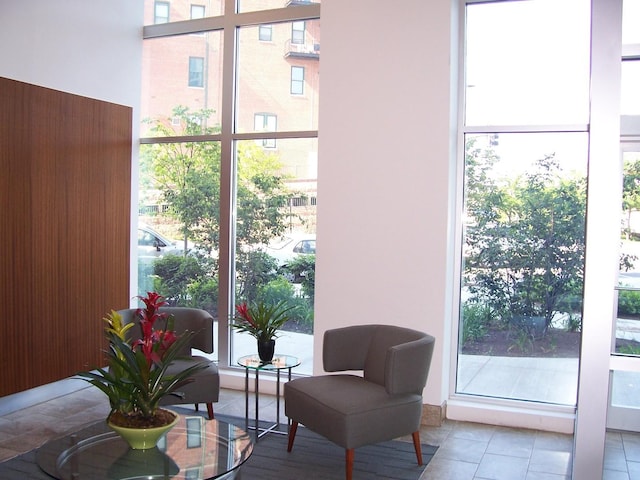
142,106,296,255
623,158,640,240
141,106,221,254
141,105,305,310
464,141,587,332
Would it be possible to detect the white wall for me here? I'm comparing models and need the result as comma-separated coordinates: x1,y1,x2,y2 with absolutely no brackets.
0,0,142,109
0,0,144,300
316,0,456,407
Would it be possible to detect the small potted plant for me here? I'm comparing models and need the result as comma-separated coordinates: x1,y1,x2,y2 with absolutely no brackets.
77,292,208,449
231,300,295,362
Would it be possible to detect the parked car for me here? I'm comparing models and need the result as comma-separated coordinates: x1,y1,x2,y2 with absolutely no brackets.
137,224,184,260
264,233,316,268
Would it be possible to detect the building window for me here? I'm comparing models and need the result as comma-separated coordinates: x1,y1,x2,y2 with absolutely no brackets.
188,57,204,87
259,24,272,42
154,1,169,24
291,66,304,95
292,21,305,44
254,113,277,148
190,4,205,19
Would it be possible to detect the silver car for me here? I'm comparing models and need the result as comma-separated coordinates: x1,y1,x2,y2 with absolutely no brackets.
137,224,184,260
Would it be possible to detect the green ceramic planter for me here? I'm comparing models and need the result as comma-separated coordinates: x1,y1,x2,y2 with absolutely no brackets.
108,411,179,450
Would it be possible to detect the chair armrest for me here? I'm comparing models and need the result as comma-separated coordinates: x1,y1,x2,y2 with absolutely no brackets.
385,334,435,395
323,325,376,372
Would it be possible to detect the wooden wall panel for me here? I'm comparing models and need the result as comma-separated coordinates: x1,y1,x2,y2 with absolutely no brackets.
0,77,131,397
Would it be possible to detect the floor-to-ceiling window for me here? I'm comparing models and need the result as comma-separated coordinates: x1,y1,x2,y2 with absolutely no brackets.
456,0,590,406
138,0,319,372
607,0,640,432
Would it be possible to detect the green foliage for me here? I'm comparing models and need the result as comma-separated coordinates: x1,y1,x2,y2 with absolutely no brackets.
284,254,316,301
142,107,296,256
617,343,640,355
461,302,490,344
141,106,314,332
622,158,640,240
618,289,640,317
566,313,582,333
185,276,219,312
231,300,297,341
464,140,586,329
258,277,295,304
235,250,280,304
154,255,207,307
508,326,535,354
77,297,208,420
256,278,314,329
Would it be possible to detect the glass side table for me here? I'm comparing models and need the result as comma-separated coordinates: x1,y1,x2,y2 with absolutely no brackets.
237,354,301,440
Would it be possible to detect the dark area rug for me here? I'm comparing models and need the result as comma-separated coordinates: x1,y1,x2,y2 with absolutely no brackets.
239,423,437,480
0,410,436,480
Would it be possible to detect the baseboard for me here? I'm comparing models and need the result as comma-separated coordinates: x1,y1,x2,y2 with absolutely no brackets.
422,402,446,427
446,397,576,434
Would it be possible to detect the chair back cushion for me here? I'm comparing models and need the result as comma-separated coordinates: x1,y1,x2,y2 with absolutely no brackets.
118,307,214,355
322,324,435,396
323,325,377,371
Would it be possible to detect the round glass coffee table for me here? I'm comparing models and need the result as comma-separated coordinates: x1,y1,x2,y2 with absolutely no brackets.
36,415,253,479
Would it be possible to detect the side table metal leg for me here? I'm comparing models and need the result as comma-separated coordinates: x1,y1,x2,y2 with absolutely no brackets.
276,368,281,427
255,369,259,441
287,366,292,427
244,367,249,433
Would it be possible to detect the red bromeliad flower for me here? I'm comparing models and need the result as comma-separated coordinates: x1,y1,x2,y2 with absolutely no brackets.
235,303,257,328
132,292,173,367
231,301,294,342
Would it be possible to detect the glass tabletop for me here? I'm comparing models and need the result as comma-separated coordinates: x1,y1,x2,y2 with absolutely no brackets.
36,416,253,480
237,354,301,371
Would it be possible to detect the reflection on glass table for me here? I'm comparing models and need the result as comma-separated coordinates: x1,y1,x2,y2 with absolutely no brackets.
36,415,253,480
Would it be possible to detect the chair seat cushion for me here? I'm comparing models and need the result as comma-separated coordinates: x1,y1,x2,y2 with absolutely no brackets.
160,356,219,405
285,374,422,449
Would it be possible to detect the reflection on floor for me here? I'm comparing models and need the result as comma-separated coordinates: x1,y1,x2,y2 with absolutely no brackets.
0,382,640,479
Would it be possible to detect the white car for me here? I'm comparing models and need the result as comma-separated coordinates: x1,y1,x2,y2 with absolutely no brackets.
137,224,184,260
264,233,316,268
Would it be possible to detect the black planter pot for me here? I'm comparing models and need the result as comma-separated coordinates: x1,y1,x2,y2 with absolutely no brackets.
257,339,276,362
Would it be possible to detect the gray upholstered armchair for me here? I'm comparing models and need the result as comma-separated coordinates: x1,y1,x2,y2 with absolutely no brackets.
118,307,220,419
284,324,435,480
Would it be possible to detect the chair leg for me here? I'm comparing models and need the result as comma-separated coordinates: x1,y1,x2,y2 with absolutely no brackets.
412,431,423,466
287,421,298,452
206,402,214,419
346,449,354,480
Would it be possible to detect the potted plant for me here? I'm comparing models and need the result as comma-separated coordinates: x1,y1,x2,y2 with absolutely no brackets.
77,292,208,449
231,300,295,362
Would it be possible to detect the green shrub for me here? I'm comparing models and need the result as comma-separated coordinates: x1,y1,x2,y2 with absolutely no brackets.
258,277,295,305
461,302,490,344
257,278,314,331
186,277,218,313
618,289,640,317
284,255,316,301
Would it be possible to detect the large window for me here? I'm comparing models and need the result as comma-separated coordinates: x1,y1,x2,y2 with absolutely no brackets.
140,0,320,373
457,0,590,405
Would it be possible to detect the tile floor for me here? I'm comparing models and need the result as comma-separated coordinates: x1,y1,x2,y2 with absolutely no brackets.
0,382,639,479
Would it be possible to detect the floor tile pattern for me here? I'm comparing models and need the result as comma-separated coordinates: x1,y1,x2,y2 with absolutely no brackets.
1,384,640,479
